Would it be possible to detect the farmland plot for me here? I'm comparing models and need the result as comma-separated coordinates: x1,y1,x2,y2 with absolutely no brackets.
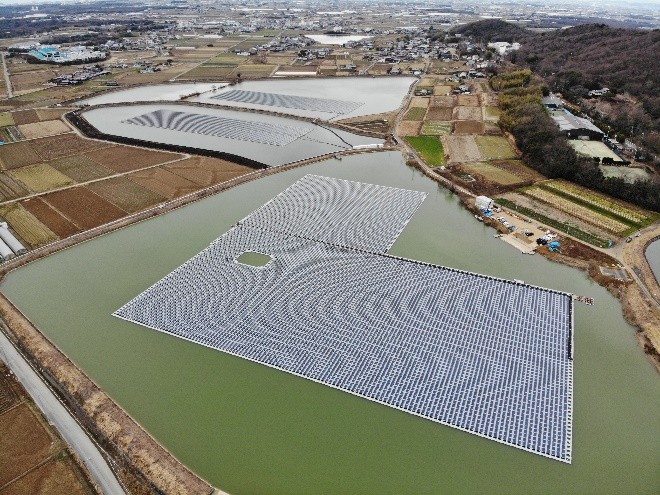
43,187,126,231
30,135,111,161
18,120,71,139
456,94,479,106
431,95,456,107
462,162,523,185
0,113,14,127
403,107,427,121
453,121,484,135
409,97,430,108
524,187,629,233
443,136,482,163
475,136,517,160
426,107,453,120
84,146,184,173
490,160,545,182
87,177,164,213
128,167,201,199
0,173,29,201
421,121,452,136
11,110,40,126
396,120,423,137
165,157,250,187
454,106,482,121
10,164,74,193
49,155,114,182
0,203,58,247
0,141,41,169
21,197,80,238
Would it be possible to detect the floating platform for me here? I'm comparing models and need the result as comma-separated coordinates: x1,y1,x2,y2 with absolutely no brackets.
115,175,574,463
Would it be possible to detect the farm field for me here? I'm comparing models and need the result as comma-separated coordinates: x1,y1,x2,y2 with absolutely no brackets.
48,155,114,182
490,160,546,182
396,121,423,136
84,146,184,173
164,157,251,187
0,174,29,202
454,106,482,121
461,162,524,185
483,107,501,120
443,135,481,163
421,121,452,136
431,95,456,107
18,120,71,139
523,186,630,233
10,164,74,193
402,107,427,121
43,187,126,230
475,136,517,160
0,362,93,495
178,66,236,79
409,97,430,108
0,141,41,169
426,107,453,120
0,113,14,127
434,85,452,95
541,180,657,227
30,134,111,161
457,94,479,106
11,109,41,126
405,136,445,167
454,121,484,134
0,202,58,247
87,177,165,213
21,197,80,238
128,167,201,199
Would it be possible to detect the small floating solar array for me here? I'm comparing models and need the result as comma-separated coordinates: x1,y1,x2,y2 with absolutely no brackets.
115,175,574,462
211,90,364,115
123,109,312,146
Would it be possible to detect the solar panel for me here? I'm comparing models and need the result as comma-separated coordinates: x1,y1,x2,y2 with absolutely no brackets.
114,176,574,462
211,90,364,114
123,109,312,146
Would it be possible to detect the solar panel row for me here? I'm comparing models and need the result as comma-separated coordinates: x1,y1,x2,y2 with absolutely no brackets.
211,90,364,114
123,109,312,146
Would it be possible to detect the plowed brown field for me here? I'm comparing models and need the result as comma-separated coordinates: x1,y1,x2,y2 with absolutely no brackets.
43,187,126,230
30,135,111,161
11,110,40,126
396,121,423,137
128,167,201,199
87,177,164,213
456,94,479,106
453,121,485,135
0,403,52,485
443,135,482,163
84,146,184,173
0,141,41,169
454,106,482,121
2,459,90,495
21,197,80,238
165,157,250,187
426,107,453,120
431,95,456,107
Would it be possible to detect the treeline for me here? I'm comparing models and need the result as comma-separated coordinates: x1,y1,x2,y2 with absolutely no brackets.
451,19,528,43
490,70,533,91
497,77,660,213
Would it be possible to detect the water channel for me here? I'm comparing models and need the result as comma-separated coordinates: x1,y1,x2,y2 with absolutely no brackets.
2,152,658,494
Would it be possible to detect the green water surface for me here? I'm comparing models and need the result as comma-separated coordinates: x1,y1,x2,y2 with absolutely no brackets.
2,152,658,494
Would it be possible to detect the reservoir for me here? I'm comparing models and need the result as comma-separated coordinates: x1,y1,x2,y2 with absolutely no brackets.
646,239,660,284
2,152,658,494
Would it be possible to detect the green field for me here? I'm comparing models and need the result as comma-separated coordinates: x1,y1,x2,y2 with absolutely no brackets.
475,136,517,160
421,121,452,136
403,107,427,121
0,113,14,127
405,136,445,167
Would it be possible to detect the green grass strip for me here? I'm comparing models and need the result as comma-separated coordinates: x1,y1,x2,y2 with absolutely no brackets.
405,136,445,167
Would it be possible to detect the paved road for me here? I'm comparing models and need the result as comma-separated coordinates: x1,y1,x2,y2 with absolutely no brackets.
1,52,13,98
0,328,125,495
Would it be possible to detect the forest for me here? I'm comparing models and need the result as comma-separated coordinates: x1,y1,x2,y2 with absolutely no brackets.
494,71,660,213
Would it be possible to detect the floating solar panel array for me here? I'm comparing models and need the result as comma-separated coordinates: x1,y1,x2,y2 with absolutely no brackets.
241,175,428,253
115,175,574,463
123,109,312,146
211,90,364,115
